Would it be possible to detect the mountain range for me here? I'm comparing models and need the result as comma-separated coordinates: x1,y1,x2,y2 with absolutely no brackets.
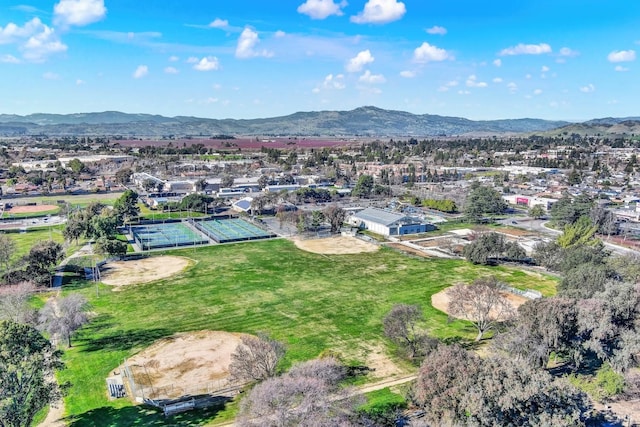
0,106,636,138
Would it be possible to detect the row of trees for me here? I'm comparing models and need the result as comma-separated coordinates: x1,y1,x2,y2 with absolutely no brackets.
421,198,457,213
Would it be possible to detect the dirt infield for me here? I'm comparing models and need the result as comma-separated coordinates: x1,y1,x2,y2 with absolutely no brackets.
100,256,192,288
6,204,58,213
431,287,528,320
293,236,379,254
118,331,242,400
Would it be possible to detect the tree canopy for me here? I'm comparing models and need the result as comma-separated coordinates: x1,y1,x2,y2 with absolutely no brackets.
464,184,507,223
0,321,65,427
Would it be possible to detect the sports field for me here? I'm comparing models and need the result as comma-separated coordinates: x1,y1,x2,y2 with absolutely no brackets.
55,239,556,426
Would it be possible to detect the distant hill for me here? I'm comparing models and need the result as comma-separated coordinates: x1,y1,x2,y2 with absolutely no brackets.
0,106,572,137
537,118,640,138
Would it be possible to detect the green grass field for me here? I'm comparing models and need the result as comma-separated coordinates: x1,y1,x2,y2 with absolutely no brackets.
1,206,61,219
52,239,556,426
6,192,124,208
4,225,66,261
138,204,207,221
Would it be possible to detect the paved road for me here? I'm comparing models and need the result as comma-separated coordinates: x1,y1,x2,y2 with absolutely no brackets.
496,216,638,256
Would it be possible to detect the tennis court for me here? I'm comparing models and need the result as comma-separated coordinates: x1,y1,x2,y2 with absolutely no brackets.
193,218,276,243
131,222,209,250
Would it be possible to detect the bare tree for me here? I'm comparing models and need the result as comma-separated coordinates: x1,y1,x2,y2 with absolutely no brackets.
229,333,285,382
0,281,37,324
383,304,436,361
323,204,346,233
413,344,590,427
447,276,514,341
38,294,90,347
0,233,16,272
237,357,361,427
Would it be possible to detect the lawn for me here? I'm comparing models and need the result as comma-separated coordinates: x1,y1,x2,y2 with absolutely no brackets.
138,204,207,221
4,225,67,261
54,239,557,426
6,192,124,208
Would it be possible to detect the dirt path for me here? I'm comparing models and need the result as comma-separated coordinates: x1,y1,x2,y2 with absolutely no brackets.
38,289,66,427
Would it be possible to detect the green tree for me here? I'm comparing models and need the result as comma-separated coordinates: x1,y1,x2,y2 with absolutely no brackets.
557,216,598,249
94,237,127,257
0,320,65,427
67,158,85,174
464,184,507,223
113,190,140,225
528,204,545,219
23,241,64,286
87,213,118,240
353,174,374,198
0,234,16,272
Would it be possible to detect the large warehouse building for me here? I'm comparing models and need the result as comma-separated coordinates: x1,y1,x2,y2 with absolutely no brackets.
350,207,434,236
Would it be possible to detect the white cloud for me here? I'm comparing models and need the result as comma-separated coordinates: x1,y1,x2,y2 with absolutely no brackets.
297,0,346,19
76,79,85,85
457,90,470,95
323,73,346,89
193,56,220,71
466,74,487,88
351,0,406,24
43,71,60,80
0,54,20,63
426,25,447,35
0,18,67,62
507,82,517,93
53,0,106,27
412,42,452,63
132,65,148,79
608,49,636,63
274,30,286,38
359,70,386,84
186,56,199,63
164,66,179,74
525,73,532,79
499,43,551,56
615,65,629,72
580,83,595,93
541,65,550,72
209,18,229,29
22,25,67,62
400,70,416,78
168,55,179,62
533,88,542,95
346,49,374,72
203,97,219,104
492,77,503,83
559,47,578,57
235,27,273,59
493,58,502,67
438,80,458,92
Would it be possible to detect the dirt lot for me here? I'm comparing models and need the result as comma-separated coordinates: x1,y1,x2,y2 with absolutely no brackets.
118,331,242,400
6,204,58,213
100,256,192,288
293,236,379,255
431,287,528,320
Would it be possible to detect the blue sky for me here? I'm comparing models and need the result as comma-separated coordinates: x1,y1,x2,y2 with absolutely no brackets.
0,0,639,121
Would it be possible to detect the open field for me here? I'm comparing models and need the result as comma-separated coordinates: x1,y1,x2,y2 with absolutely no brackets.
3,225,66,261
4,192,124,208
54,239,557,426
